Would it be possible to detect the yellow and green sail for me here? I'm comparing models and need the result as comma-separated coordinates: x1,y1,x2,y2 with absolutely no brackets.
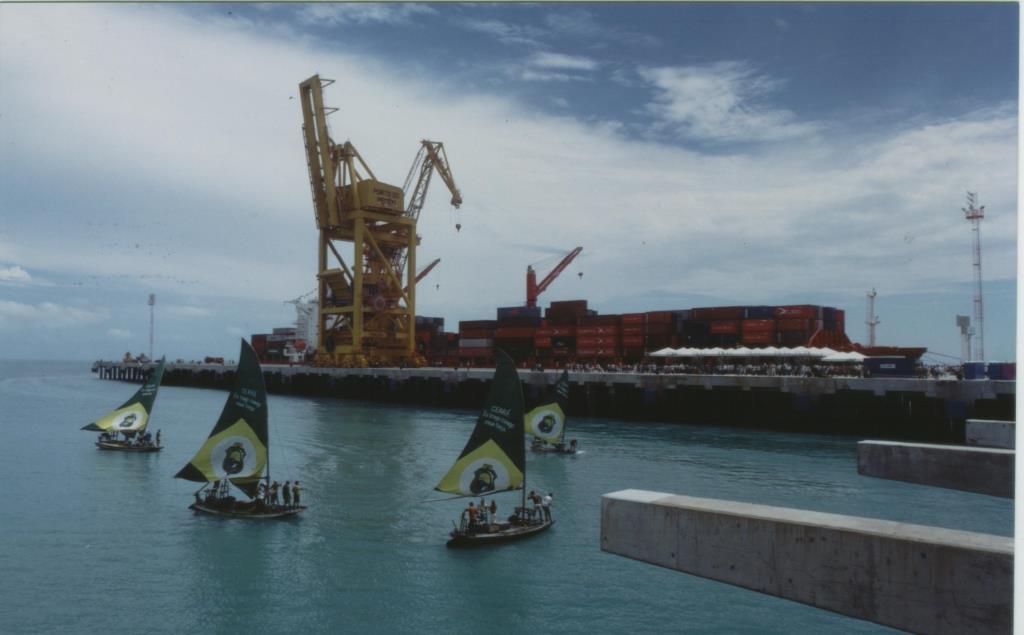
175,340,268,498
82,358,166,434
525,369,569,444
436,349,525,497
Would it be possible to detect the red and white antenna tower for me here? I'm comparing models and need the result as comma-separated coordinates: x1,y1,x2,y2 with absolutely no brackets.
962,192,985,361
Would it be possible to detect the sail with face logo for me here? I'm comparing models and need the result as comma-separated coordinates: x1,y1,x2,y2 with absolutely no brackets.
435,349,525,496
175,340,268,498
525,369,569,444
82,358,166,434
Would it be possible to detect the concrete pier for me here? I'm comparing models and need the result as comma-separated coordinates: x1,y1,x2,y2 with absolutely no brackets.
857,440,1014,498
91,361,1015,442
601,489,1013,634
965,419,1015,449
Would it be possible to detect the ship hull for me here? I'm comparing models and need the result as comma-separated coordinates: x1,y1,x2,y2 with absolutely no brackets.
189,502,306,519
96,441,161,452
447,519,553,548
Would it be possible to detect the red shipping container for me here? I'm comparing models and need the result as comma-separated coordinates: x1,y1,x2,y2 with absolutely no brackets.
692,306,744,321
621,313,646,325
621,335,644,347
646,311,673,324
577,325,620,337
459,328,494,339
458,347,493,357
644,323,673,335
621,325,644,335
550,326,576,336
773,305,820,319
535,327,553,337
742,331,774,344
710,321,739,334
742,319,775,332
777,318,812,332
578,315,621,326
575,348,618,357
459,320,498,329
534,336,552,348
495,326,536,338
577,336,620,347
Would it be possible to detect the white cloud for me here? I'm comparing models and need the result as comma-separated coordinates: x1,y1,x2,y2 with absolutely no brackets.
0,265,31,283
296,3,435,26
107,328,132,338
519,69,590,83
530,52,598,72
456,17,543,47
0,4,1015,355
638,62,818,143
167,305,211,317
225,325,245,336
0,301,109,328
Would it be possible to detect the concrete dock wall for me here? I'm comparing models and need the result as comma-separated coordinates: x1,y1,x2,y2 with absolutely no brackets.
92,361,1015,442
965,419,1015,449
601,490,1013,634
857,440,1014,498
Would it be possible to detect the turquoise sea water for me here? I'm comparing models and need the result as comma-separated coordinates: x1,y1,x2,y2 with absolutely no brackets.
0,361,1012,633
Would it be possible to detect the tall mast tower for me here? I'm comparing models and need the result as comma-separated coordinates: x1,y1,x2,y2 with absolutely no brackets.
865,288,879,347
962,192,985,361
148,293,155,359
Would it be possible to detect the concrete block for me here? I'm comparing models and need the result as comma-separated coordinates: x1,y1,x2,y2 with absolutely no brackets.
966,419,1015,449
601,490,1012,634
858,440,1014,498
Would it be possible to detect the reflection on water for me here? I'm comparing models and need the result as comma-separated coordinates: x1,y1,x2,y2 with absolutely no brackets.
0,361,1010,633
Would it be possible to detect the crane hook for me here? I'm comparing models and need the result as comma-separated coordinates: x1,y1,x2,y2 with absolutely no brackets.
455,223,461,233
578,272,583,279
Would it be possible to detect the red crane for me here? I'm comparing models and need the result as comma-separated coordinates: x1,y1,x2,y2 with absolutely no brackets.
526,246,583,308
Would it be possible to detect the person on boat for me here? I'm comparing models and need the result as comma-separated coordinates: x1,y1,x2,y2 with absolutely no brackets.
466,502,478,530
283,481,292,508
258,482,267,503
569,439,577,452
530,491,542,521
293,481,301,507
542,493,553,521
489,500,497,526
155,429,161,447
270,481,280,508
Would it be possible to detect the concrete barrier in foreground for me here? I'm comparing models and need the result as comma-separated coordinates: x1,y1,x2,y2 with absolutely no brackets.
857,440,1014,498
601,490,1012,634
965,419,1015,449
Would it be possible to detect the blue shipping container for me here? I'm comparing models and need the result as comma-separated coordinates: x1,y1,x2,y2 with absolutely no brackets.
744,306,774,319
963,362,986,380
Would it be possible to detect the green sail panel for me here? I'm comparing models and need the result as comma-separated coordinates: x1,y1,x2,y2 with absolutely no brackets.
82,358,166,433
175,340,268,497
435,349,525,496
525,369,569,443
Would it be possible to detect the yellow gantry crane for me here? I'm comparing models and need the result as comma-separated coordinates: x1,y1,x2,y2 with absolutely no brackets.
299,75,462,367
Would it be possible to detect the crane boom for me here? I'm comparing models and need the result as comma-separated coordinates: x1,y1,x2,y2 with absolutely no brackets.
393,140,462,275
527,246,582,307
403,258,440,294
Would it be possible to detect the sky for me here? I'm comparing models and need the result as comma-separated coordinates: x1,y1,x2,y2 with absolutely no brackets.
0,2,1018,362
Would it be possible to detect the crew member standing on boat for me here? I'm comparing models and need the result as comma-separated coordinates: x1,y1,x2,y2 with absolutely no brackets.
270,481,280,507
489,500,497,526
467,502,478,530
156,429,161,447
293,481,301,507
542,492,553,521
530,491,542,520
283,481,292,508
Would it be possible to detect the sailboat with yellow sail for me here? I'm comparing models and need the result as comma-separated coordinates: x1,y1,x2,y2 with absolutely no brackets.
436,349,553,547
82,358,166,452
526,369,578,454
175,339,304,519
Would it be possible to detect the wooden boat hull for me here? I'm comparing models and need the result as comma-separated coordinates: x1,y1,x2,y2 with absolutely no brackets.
189,502,306,519
447,519,553,548
96,441,161,452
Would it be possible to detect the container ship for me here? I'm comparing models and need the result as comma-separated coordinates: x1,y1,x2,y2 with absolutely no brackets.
251,298,928,369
